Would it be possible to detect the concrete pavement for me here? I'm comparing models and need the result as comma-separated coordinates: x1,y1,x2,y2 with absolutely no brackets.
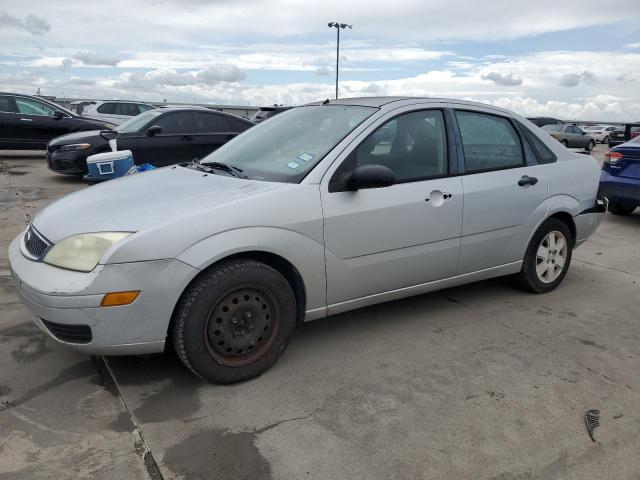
1,145,639,479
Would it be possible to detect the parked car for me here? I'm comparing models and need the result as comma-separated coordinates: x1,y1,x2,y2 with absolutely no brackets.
81,100,157,125
599,136,640,215
0,92,115,150
526,117,564,128
589,125,619,145
250,105,292,123
542,124,596,150
608,123,640,147
46,106,253,175
9,97,604,383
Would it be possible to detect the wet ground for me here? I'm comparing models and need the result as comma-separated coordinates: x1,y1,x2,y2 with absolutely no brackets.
1,145,639,479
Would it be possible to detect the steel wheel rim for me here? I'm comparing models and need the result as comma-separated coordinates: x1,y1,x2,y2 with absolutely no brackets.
204,286,278,367
535,230,568,283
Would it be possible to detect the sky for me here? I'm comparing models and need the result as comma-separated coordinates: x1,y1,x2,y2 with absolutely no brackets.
1,0,640,120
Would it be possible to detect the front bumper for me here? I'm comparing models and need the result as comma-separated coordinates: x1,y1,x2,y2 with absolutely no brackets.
46,149,90,175
8,234,198,355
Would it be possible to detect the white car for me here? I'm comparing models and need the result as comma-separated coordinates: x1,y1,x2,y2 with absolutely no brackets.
589,125,619,145
81,101,156,125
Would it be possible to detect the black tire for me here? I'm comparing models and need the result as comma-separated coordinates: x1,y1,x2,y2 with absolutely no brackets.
561,139,569,147
172,259,297,384
609,202,636,216
602,136,609,146
517,218,573,293
586,140,595,151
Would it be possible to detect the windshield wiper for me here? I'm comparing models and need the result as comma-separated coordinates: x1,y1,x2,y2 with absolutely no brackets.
198,161,245,178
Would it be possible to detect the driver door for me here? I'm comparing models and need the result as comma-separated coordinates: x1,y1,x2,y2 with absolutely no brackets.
321,108,463,311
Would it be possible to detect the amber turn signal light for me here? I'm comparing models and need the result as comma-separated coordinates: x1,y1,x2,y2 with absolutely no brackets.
101,290,140,307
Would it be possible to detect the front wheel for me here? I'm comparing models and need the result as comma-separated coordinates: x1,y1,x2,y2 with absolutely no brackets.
172,259,297,384
517,218,573,293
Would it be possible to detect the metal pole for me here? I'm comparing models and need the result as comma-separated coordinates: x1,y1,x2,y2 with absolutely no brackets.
335,26,340,99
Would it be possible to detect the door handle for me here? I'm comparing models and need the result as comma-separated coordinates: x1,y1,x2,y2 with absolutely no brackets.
20,118,33,122
425,190,453,206
518,175,538,187
180,135,193,141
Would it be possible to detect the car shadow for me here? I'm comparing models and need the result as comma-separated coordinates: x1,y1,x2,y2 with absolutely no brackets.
105,275,520,387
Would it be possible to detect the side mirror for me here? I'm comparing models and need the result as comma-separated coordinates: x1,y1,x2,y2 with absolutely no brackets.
147,125,162,136
348,164,396,190
100,130,118,141
53,111,64,120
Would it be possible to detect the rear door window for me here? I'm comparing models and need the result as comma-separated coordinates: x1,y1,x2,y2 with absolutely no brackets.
195,112,231,132
455,111,524,172
155,112,196,134
0,95,16,113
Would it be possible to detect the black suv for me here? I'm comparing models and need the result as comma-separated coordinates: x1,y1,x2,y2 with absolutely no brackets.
0,92,114,150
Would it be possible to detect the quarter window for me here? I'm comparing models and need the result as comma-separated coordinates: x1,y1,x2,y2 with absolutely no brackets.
331,109,448,190
15,97,57,116
517,122,557,164
456,111,524,172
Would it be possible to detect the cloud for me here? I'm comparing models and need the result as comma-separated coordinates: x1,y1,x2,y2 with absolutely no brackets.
197,64,246,83
315,66,331,76
481,71,523,86
362,83,381,93
559,70,596,87
0,11,49,35
73,51,122,66
117,65,245,89
625,42,640,48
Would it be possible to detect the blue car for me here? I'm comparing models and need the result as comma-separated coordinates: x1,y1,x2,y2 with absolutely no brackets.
600,137,640,215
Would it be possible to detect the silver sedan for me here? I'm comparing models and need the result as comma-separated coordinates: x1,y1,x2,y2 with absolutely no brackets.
9,97,605,383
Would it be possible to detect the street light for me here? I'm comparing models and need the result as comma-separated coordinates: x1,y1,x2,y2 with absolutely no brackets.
328,21,352,99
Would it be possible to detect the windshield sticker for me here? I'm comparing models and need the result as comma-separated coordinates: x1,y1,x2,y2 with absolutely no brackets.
287,161,300,169
298,152,315,162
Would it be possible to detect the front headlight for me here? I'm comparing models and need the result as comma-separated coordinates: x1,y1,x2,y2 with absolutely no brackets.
43,232,133,272
59,143,91,152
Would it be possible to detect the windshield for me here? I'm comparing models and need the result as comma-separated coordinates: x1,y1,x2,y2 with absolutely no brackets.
542,124,563,132
115,109,163,133
201,105,377,182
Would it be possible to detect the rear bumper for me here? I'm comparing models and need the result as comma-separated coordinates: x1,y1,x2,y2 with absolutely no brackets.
574,196,607,247
599,171,640,203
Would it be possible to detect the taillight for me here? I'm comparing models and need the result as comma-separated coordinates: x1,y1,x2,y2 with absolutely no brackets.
604,151,623,164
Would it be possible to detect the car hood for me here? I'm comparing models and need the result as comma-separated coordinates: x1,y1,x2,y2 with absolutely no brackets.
49,130,104,146
32,166,285,243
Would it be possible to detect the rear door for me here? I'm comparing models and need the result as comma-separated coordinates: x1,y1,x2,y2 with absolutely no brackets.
454,109,548,274
565,126,583,147
192,112,236,159
0,95,20,148
136,111,197,166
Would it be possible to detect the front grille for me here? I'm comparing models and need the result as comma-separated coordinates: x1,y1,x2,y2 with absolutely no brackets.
41,319,92,344
23,226,50,260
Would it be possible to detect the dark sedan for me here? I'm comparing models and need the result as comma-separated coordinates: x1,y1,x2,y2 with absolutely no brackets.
608,123,640,148
600,136,640,215
0,92,114,150
47,107,254,175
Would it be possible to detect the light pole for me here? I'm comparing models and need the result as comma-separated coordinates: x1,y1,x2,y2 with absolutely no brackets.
328,21,352,99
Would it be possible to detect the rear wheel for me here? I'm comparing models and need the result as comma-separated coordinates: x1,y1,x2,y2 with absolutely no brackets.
517,218,573,293
602,135,609,145
561,139,569,147
172,259,297,384
609,202,636,216
586,140,595,151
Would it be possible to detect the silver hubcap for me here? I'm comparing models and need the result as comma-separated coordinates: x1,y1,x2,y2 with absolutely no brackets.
536,230,567,283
